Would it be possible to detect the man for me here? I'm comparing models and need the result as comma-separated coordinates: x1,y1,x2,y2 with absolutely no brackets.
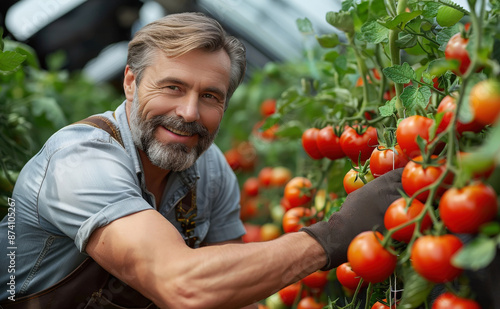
0,12,403,308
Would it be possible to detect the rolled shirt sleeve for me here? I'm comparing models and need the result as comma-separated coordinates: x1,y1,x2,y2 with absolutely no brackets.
37,138,153,252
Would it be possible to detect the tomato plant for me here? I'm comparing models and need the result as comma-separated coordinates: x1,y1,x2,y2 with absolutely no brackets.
384,197,432,243
411,234,463,283
282,207,316,233
270,166,292,187
445,32,471,76
340,126,378,164
316,126,346,160
336,262,367,291
343,168,374,194
469,79,500,126
302,128,324,160
369,145,409,178
260,99,277,117
242,177,260,197
401,155,453,202
302,270,329,290
371,299,396,309
347,231,397,283
278,282,303,307
396,115,433,159
439,182,498,234
297,296,326,309
432,292,481,309
436,94,484,135
284,176,314,208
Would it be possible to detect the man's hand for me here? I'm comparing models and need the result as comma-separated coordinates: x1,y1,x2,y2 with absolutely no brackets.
301,168,404,270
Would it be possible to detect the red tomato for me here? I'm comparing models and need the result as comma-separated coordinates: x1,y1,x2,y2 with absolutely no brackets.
242,223,261,243
224,148,242,171
432,292,481,309
242,177,260,197
343,168,374,194
439,182,498,234
371,300,397,309
384,197,433,243
347,231,397,283
297,296,325,309
260,98,276,117
278,282,303,307
236,141,257,171
316,126,345,160
282,207,316,233
240,197,259,221
253,120,279,141
401,155,453,202
302,270,329,290
369,145,409,178
284,177,314,208
258,167,274,187
411,234,463,283
270,166,292,187
445,32,471,75
302,128,324,160
336,262,368,290
340,126,378,164
280,197,293,212
469,79,500,126
437,94,484,135
396,115,433,159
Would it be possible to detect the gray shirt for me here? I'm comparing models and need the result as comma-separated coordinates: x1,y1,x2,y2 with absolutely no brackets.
0,102,245,300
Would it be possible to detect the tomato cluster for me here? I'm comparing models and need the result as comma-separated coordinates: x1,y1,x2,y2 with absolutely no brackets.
224,3,500,307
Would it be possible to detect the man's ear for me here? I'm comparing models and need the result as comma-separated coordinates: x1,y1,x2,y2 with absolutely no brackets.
123,65,136,101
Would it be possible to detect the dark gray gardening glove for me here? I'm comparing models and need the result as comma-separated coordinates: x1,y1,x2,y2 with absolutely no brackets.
301,168,404,270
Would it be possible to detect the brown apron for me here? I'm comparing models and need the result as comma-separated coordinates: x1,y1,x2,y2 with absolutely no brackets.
1,116,199,308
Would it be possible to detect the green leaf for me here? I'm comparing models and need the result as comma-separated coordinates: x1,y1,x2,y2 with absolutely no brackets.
31,96,67,128
383,62,416,84
399,265,435,308
296,18,314,34
436,24,460,51
316,33,340,48
378,11,423,30
452,236,497,271
423,2,442,18
400,85,431,112
0,50,27,73
359,20,389,44
275,120,303,138
436,5,465,27
396,33,418,49
326,11,354,34
379,97,397,116
323,51,340,63
428,58,459,76
341,0,354,11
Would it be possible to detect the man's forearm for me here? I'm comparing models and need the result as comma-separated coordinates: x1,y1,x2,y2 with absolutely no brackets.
155,232,326,309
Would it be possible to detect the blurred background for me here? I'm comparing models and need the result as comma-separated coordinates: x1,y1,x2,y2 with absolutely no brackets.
1,0,342,87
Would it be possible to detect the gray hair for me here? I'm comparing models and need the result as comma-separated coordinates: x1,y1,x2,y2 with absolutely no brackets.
127,12,246,108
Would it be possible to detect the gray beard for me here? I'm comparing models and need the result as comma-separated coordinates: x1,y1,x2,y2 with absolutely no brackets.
129,92,219,171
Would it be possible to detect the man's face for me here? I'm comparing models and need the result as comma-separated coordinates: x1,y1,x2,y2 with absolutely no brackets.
127,49,231,171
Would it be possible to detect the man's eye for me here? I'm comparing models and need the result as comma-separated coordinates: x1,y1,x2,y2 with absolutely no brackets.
166,85,180,91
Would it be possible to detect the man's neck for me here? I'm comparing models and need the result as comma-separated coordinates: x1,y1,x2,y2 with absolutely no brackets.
138,149,170,207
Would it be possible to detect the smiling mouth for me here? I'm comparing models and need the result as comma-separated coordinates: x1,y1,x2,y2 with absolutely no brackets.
163,126,193,137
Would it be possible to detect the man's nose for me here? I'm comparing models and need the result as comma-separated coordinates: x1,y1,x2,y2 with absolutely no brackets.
176,93,200,123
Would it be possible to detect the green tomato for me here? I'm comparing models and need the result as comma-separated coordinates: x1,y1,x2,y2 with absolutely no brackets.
265,292,288,309
270,204,285,224
436,6,464,27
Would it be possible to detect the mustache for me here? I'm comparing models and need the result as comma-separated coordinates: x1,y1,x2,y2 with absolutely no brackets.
148,115,209,138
